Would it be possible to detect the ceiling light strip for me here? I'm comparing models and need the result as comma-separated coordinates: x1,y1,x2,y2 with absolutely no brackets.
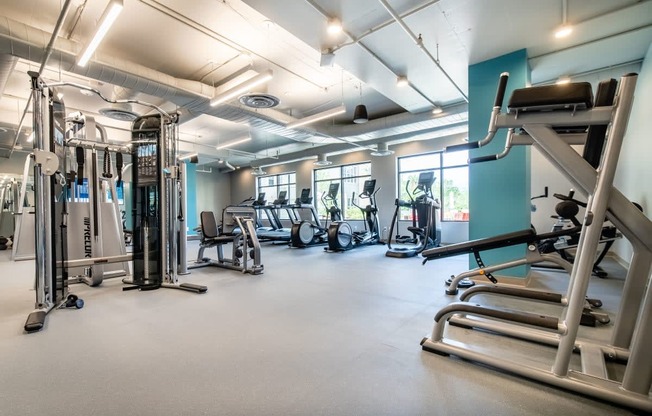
216,136,251,150
210,69,274,107
286,105,346,129
77,0,124,67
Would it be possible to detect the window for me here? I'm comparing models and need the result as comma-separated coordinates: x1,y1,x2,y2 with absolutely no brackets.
397,151,469,222
256,172,296,218
314,162,371,220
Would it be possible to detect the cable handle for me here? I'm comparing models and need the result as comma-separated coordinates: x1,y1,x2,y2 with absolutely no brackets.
116,152,123,186
75,146,85,185
103,147,113,178
494,72,510,108
469,155,498,164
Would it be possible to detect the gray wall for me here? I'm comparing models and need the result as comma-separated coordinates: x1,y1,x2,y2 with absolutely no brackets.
196,169,231,217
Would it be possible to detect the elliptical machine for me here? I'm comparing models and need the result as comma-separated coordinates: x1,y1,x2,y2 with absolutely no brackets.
326,179,380,252
291,184,341,248
386,171,440,258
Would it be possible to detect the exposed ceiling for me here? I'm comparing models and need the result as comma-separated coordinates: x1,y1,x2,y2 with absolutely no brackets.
0,0,651,169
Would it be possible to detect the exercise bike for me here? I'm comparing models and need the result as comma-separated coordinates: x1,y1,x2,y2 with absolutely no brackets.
536,189,622,278
386,171,440,258
291,184,341,248
326,179,380,252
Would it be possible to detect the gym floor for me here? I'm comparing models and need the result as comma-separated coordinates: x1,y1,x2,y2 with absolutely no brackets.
0,242,636,415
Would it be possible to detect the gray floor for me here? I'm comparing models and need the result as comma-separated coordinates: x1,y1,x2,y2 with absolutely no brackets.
0,242,637,416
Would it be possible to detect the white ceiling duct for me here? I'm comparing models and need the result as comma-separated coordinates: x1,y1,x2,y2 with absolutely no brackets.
0,54,17,96
0,16,468,163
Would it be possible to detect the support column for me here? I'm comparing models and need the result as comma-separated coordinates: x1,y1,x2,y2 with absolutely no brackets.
468,49,531,277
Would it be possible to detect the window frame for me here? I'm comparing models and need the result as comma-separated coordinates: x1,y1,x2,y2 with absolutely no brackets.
397,151,469,223
255,172,297,219
313,161,372,221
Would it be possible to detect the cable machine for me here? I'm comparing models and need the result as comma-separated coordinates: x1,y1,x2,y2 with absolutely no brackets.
23,74,206,332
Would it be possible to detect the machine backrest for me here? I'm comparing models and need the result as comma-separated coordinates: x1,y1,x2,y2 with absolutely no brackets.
582,78,618,169
200,211,219,239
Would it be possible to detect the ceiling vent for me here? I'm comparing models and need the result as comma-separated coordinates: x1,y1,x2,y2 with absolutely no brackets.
99,102,139,121
239,93,280,109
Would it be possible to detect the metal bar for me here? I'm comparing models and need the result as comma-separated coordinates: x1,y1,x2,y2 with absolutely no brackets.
62,253,133,268
547,74,638,377
178,161,189,275
9,0,74,159
377,0,468,102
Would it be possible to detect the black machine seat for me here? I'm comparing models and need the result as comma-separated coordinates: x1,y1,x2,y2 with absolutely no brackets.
508,82,594,113
200,211,236,245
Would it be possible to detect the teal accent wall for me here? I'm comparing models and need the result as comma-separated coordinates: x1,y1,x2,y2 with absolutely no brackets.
185,162,198,231
468,49,531,277
123,183,132,231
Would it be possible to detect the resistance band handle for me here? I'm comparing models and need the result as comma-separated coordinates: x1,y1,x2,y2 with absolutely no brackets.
469,154,498,164
116,152,123,186
103,147,113,178
494,72,510,108
446,142,479,152
75,146,85,185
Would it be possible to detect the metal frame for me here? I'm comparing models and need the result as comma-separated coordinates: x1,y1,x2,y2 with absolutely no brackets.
421,73,652,411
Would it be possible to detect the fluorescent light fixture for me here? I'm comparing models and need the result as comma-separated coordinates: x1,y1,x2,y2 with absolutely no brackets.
77,0,124,67
554,25,573,38
314,154,332,166
210,69,274,107
370,142,394,157
327,18,342,35
556,76,571,85
396,76,408,87
432,106,443,114
286,105,346,129
216,136,251,150
179,153,199,163
27,131,34,142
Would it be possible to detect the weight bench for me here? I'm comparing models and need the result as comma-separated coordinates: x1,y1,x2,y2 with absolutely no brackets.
190,211,264,275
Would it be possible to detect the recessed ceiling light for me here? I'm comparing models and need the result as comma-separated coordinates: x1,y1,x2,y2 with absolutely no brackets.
327,18,342,35
432,106,443,114
556,76,571,85
554,25,573,38
396,76,408,88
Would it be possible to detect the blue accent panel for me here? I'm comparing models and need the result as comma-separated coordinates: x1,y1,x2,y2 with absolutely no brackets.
468,49,531,277
123,183,132,231
185,162,198,231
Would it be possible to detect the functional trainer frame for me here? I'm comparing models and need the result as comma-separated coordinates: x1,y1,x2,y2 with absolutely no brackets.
420,73,652,412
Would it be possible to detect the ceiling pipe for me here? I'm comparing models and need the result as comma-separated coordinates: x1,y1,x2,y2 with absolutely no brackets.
0,15,467,162
377,0,468,103
304,0,439,108
332,0,441,53
138,0,326,91
9,0,74,158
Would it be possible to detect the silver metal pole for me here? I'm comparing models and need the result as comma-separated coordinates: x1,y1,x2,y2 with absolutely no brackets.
551,73,638,377
178,161,189,275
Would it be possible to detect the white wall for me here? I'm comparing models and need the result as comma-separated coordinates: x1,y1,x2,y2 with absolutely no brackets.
612,43,652,263
529,60,645,239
